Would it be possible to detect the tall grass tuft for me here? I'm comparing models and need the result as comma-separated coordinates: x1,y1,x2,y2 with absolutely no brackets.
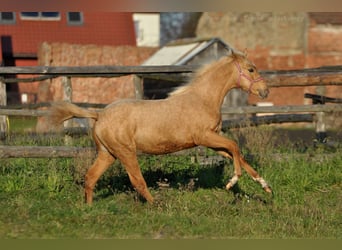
227,123,277,165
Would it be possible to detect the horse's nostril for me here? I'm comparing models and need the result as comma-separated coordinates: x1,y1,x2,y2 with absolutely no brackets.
265,89,269,97
259,89,269,99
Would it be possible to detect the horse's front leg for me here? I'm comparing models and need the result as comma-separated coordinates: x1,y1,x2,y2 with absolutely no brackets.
238,156,272,193
199,131,272,193
216,150,272,193
213,150,240,190
197,131,243,190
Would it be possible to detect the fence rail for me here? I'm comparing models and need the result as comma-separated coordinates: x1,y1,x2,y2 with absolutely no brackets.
0,146,94,158
1,104,341,117
1,65,342,87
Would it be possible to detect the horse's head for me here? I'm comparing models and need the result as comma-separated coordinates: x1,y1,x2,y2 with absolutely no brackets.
231,50,269,99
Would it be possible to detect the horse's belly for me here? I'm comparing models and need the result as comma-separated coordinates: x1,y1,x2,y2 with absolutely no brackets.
136,138,195,154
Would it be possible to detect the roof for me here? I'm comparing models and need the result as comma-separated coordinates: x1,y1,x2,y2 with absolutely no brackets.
309,12,342,25
142,37,231,66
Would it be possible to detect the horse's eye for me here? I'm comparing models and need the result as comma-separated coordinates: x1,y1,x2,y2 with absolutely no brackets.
248,68,254,73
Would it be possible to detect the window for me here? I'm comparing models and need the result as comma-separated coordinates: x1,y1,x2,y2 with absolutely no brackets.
0,12,16,24
67,12,83,25
20,12,60,20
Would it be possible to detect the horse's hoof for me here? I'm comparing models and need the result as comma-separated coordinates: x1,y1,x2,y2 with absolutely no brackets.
264,186,272,193
226,183,234,190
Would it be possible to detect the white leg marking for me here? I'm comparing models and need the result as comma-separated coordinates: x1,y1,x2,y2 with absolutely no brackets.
226,175,239,190
255,177,269,188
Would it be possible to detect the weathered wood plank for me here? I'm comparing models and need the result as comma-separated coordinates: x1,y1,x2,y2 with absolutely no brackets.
1,145,340,160
0,145,198,159
0,79,7,139
220,104,342,114
0,65,197,76
1,65,341,75
304,93,342,104
1,65,342,87
0,146,95,158
222,114,314,130
1,104,341,116
0,109,50,116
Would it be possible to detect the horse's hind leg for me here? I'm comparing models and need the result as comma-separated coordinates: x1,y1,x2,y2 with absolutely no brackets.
85,150,115,204
118,153,154,204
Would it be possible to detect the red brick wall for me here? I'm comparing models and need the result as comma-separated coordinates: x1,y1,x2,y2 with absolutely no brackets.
247,19,342,106
0,12,136,54
37,42,157,104
196,13,342,106
0,12,137,104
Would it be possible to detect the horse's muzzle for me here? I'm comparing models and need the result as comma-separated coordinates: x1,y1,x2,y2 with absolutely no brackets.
258,89,269,99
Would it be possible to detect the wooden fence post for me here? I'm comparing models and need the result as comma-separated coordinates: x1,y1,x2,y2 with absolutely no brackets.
0,78,8,140
315,85,326,143
133,75,144,99
61,76,73,145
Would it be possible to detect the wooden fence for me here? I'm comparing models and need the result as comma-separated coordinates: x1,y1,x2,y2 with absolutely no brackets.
1,65,342,158
1,64,342,85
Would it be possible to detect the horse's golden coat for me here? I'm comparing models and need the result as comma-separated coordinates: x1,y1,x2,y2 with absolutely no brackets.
50,50,272,204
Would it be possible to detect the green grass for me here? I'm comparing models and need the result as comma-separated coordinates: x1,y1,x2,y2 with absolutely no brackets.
7,116,37,133
0,126,341,239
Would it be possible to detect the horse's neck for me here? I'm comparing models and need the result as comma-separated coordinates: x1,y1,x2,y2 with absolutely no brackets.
190,62,235,111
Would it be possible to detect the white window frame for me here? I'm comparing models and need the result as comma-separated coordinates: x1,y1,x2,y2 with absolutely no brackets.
20,12,61,21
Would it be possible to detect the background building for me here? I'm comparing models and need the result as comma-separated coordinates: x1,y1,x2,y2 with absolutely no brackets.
196,12,342,106
1,12,341,107
0,12,136,104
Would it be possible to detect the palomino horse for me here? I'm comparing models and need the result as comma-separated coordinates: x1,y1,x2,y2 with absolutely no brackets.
51,50,272,204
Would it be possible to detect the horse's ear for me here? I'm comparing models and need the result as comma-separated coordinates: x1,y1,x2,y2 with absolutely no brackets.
230,49,237,59
243,48,248,58
222,47,232,57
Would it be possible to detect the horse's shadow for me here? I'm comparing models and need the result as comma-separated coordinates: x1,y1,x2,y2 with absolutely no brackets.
90,159,227,200
88,158,271,204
